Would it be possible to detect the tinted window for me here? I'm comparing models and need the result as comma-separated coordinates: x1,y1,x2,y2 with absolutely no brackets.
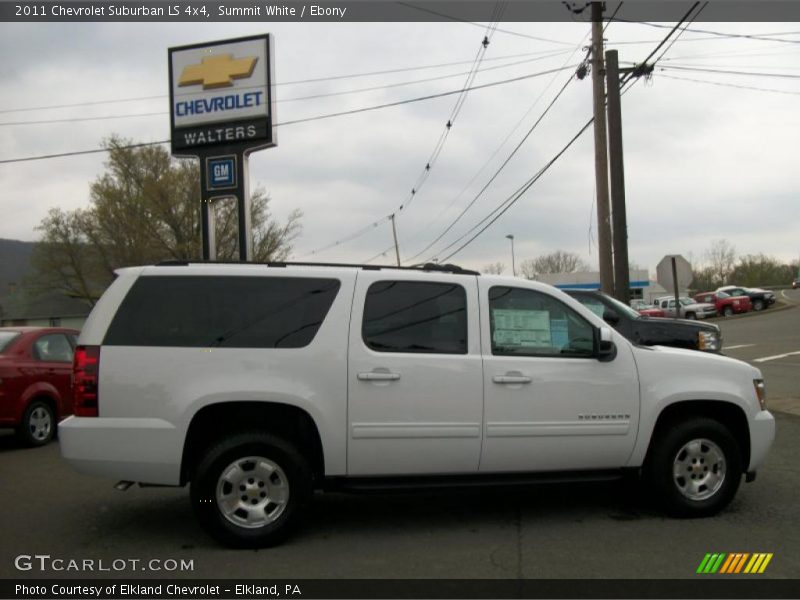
489,287,594,358
33,334,74,362
104,276,340,348
363,281,467,354
0,332,20,353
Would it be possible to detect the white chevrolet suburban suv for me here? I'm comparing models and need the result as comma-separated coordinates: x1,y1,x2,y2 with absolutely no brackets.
60,262,775,547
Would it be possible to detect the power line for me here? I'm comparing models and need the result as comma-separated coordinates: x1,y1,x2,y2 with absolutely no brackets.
0,49,570,116
399,31,592,263
0,65,578,165
396,1,575,46
301,7,507,259
608,19,800,44
658,64,800,80
0,53,572,128
657,73,800,96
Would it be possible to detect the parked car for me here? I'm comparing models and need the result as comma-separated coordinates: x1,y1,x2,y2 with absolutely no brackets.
654,296,717,320
568,291,721,353
693,291,752,317
716,286,776,312
61,262,774,547
0,327,79,445
630,299,666,318
793,278,798,290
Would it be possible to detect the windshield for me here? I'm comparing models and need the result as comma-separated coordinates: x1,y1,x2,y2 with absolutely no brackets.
599,294,642,319
679,297,695,306
0,331,20,353
716,291,729,299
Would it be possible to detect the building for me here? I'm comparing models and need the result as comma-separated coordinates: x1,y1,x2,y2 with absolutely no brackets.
537,269,688,304
0,288,91,329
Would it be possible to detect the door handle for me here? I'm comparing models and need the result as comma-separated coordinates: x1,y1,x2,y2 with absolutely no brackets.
357,371,401,381
492,374,532,384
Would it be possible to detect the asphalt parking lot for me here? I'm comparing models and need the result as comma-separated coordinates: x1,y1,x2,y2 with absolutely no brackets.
1,301,798,582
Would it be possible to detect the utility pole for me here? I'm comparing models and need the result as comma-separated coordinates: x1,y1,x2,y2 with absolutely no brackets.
390,214,401,266
590,1,614,296
605,49,630,304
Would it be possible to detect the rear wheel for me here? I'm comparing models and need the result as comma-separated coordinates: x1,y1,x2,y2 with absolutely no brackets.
752,299,764,311
646,418,742,517
16,400,55,447
190,432,312,548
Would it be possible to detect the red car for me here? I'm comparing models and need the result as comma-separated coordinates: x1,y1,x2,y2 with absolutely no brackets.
0,327,79,446
630,299,666,317
693,291,752,317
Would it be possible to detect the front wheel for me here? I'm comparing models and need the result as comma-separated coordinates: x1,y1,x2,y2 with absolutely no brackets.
645,418,742,517
190,432,312,548
685,312,696,320
723,306,734,317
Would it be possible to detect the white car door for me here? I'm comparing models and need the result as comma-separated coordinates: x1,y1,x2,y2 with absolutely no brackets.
478,280,640,473
347,270,484,475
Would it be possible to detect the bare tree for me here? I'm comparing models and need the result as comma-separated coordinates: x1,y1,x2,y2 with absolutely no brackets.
482,262,505,275
522,250,589,278
704,239,736,287
31,136,302,304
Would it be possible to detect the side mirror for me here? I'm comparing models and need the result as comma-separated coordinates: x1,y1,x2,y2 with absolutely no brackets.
602,309,620,325
597,326,617,362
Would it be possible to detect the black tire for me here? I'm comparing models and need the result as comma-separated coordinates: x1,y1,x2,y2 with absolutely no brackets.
752,299,764,311
190,432,312,548
645,418,742,518
16,400,55,447
685,312,696,320
723,306,734,317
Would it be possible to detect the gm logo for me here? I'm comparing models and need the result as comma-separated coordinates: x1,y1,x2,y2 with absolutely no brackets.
697,552,773,574
206,156,237,190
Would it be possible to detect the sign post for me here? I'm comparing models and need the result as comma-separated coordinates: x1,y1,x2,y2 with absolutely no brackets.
656,254,693,319
168,34,277,261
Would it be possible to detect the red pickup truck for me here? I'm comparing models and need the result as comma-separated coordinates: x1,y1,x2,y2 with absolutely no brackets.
693,291,752,317
0,327,79,446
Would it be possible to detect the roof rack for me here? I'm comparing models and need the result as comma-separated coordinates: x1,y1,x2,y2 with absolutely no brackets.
155,260,480,276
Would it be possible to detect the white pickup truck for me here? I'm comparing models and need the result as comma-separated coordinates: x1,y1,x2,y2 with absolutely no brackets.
60,262,775,547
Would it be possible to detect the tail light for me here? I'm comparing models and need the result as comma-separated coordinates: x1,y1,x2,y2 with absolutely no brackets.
73,345,100,417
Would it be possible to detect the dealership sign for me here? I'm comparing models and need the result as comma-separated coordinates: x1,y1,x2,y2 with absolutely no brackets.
168,34,276,154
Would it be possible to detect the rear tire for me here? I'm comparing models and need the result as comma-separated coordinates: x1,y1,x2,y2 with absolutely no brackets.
753,299,764,311
16,400,55,447
190,432,312,548
645,418,742,518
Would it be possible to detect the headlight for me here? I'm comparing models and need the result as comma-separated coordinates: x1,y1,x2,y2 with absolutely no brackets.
754,379,767,410
697,330,719,351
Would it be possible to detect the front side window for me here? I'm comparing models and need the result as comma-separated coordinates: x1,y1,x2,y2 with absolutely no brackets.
572,295,606,319
363,281,467,354
104,276,341,348
33,334,74,362
489,287,595,358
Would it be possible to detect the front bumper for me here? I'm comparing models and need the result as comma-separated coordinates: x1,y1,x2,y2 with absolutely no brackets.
748,410,776,472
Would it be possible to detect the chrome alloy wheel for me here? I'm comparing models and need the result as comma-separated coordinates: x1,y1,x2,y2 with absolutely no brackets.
672,438,726,501
28,406,52,441
215,456,290,528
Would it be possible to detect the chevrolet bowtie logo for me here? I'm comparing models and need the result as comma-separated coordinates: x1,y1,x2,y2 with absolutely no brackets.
179,54,258,90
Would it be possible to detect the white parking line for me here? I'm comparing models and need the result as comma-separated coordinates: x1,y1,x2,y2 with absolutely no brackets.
753,350,800,363
725,344,755,350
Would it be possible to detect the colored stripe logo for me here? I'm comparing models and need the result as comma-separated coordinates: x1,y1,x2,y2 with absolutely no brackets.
697,553,773,574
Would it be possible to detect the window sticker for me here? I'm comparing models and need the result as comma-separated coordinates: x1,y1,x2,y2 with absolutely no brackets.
549,318,569,349
492,309,551,348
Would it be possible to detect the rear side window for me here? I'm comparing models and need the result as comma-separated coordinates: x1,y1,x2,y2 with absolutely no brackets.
363,281,467,354
0,332,20,353
104,276,340,348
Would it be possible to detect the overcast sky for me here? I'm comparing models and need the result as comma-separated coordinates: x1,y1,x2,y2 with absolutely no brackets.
1,12,799,277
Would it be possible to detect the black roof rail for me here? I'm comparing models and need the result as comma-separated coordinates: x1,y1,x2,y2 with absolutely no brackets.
154,260,480,276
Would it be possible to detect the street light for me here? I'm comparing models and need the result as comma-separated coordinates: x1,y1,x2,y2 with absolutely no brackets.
505,234,516,276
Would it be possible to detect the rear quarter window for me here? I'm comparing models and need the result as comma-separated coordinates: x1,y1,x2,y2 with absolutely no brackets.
104,275,341,348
